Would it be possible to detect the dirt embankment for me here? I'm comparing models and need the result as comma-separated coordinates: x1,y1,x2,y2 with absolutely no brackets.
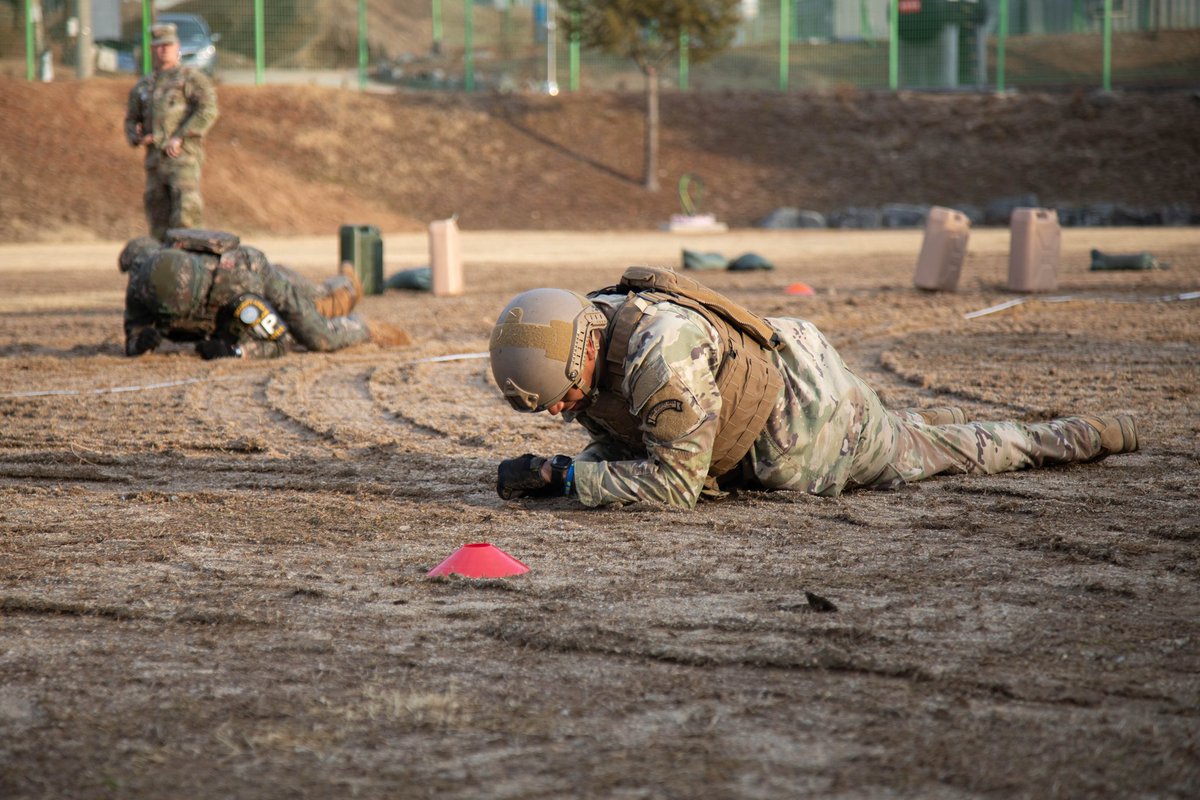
1,77,1199,243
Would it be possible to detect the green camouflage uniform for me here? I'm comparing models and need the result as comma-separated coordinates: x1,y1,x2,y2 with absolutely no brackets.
124,245,370,359
568,293,1109,509
124,66,219,240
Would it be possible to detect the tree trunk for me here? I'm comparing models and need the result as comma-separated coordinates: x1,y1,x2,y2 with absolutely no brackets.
642,64,659,192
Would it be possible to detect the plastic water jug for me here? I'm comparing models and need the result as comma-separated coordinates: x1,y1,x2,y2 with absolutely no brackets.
913,206,971,291
1008,208,1060,292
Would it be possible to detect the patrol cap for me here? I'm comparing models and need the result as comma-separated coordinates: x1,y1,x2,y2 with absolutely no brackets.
151,23,179,46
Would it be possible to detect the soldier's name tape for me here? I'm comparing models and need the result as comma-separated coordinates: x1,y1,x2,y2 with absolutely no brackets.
0,351,490,399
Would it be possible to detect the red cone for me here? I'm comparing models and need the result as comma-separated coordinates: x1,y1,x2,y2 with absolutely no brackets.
785,282,815,296
427,543,530,578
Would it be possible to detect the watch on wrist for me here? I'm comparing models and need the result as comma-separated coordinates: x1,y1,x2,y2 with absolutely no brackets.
548,454,574,496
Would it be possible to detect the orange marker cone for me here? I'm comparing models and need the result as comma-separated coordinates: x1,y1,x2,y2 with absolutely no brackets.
427,543,530,578
785,282,815,296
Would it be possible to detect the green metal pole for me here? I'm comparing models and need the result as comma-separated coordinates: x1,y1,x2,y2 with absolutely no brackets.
569,10,580,91
889,0,898,90
464,0,474,91
254,0,265,85
997,0,1008,92
25,0,34,81
679,30,689,91
432,0,443,54
358,0,368,90
142,0,152,75
1102,0,1112,91
778,0,789,91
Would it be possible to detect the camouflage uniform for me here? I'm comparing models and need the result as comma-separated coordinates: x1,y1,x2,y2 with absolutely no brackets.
567,293,1112,509
124,65,218,240
124,245,370,359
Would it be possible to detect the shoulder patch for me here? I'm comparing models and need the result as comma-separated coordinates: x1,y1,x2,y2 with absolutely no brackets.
628,358,671,413
639,381,703,443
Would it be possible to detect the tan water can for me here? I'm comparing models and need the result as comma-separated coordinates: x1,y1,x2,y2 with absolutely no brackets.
913,206,971,291
1007,208,1061,292
429,216,463,297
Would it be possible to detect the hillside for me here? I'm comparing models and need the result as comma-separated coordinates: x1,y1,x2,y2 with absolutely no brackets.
1,76,1198,243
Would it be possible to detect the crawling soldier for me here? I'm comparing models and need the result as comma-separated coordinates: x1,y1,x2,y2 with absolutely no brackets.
119,229,409,359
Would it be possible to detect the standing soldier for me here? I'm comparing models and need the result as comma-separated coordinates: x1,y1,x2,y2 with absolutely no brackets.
124,22,219,240
488,267,1139,507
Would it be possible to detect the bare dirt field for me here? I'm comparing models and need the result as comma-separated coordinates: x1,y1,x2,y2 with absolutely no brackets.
1,226,1197,798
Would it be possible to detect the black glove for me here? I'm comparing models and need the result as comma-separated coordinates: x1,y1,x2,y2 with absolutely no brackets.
197,338,242,360
496,454,552,500
128,327,162,356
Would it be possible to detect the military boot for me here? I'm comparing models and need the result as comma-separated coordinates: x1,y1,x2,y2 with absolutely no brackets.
909,406,968,425
316,262,363,318
367,321,412,347
1079,414,1139,460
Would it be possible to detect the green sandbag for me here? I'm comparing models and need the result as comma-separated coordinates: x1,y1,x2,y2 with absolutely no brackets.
384,266,433,291
726,252,775,271
1089,249,1168,271
682,249,727,271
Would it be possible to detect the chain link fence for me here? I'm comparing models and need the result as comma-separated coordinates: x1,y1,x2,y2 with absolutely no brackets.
4,1,1198,91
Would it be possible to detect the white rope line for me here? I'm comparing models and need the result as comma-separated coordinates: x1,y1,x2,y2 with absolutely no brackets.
0,351,492,399
965,290,1200,320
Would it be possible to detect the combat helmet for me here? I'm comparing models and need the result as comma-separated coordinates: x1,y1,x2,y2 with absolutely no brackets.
145,249,211,320
489,288,608,412
118,236,162,274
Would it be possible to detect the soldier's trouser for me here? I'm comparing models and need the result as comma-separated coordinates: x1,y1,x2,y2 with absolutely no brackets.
144,164,203,241
261,263,370,352
852,414,1105,490
753,318,1107,497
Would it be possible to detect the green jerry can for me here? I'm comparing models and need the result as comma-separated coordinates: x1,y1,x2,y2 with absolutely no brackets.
338,224,384,295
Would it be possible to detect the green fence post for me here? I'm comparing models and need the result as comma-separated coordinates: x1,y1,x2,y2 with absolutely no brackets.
432,0,443,54
254,0,265,85
569,10,580,91
24,0,34,81
889,0,898,90
997,0,1008,92
358,0,368,90
142,0,152,75
778,0,789,91
1102,0,1112,91
679,30,689,90
464,0,474,91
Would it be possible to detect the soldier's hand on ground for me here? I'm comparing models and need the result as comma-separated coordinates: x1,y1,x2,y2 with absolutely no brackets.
129,327,162,356
196,339,242,360
497,454,554,500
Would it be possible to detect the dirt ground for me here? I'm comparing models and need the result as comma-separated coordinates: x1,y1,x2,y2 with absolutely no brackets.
1,225,1197,798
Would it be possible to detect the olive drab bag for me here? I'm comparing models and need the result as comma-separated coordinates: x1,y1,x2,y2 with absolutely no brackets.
164,228,241,255
588,266,785,478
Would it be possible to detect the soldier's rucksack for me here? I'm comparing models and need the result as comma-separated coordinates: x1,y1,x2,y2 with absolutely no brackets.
165,228,240,255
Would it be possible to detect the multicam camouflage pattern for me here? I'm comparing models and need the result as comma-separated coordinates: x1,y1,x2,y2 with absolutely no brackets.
124,244,369,359
124,66,218,240
567,299,1109,509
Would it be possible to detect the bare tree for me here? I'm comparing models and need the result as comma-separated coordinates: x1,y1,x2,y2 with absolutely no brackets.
562,0,740,191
